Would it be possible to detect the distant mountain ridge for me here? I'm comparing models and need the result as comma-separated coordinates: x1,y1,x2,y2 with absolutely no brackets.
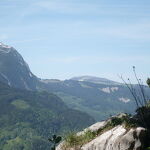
71,76,121,85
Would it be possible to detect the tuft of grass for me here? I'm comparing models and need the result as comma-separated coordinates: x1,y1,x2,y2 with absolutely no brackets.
64,131,81,147
62,130,96,149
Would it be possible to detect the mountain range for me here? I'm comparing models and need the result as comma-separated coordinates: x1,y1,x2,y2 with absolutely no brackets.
1,42,150,121
0,42,150,149
1,42,150,120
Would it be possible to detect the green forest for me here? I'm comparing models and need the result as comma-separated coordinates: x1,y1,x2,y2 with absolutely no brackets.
0,82,94,150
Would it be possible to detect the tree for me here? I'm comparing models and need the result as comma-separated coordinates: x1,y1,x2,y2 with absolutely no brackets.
48,135,62,150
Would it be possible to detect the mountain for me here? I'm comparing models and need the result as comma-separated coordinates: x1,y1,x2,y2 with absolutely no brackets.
39,79,137,121
1,42,150,122
40,79,150,121
0,42,38,90
0,81,94,150
71,76,121,85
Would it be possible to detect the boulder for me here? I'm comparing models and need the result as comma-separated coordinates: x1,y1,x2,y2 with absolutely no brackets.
81,126,146,150
57,114,147,150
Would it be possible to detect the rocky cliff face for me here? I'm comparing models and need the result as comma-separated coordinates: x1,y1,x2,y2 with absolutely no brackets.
0,42,38,90
57,114,147,150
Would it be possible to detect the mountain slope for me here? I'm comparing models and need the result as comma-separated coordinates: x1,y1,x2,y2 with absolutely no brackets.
0,81,94,150
39,79,150,121
0,42,38,90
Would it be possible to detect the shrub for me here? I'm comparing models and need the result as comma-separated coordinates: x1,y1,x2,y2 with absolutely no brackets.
48,135,62,150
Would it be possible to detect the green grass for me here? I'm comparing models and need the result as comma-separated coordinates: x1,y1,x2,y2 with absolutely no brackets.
11,99,30,109
62,130,96,149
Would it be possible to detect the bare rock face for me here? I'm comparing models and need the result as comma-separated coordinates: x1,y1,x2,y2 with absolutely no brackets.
0,42,38,90
81,126,146,150
57,114,147,150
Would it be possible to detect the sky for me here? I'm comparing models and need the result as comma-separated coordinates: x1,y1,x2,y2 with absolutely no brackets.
0,0,150,83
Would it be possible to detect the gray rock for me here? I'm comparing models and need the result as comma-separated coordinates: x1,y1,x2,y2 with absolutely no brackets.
57,117,147,150
81,126,146,150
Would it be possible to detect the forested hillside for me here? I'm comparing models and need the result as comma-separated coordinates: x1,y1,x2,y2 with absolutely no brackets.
39,79,150,121
0,82,94,150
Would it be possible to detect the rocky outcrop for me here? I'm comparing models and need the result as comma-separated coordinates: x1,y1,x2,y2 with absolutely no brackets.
81,126,146,150
57,114,147,150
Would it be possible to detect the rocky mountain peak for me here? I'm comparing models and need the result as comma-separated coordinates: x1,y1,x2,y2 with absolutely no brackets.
0,42,11,48
0,42,13,53
0,43,38,90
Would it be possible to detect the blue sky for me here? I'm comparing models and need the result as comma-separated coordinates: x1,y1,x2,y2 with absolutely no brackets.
0,0,150,83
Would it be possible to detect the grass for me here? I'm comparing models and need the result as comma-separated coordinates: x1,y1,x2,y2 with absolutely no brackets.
62,130,96,150
11,99,30,109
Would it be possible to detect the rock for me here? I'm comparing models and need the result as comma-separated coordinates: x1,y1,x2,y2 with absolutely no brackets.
81,126,146,150
57,115,147,150
77,121,108,136
78,113,127,136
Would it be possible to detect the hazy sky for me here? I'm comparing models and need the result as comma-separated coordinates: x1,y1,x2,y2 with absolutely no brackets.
0,0,150,83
